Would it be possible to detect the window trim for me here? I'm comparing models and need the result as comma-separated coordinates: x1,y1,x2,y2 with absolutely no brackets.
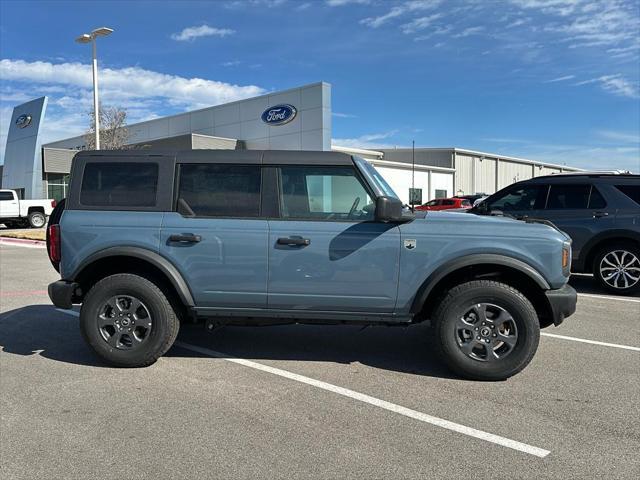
274,164,378,223
79,162,160,209
173,163,264,220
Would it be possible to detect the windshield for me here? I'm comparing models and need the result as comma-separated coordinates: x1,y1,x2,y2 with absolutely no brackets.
354,157,400,200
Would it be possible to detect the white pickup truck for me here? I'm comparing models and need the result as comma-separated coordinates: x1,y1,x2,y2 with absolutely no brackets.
0,189,56,228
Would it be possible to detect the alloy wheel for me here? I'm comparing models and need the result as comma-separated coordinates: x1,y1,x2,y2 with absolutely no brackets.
455,303,518,362
97,295,152,350
599,250,640,290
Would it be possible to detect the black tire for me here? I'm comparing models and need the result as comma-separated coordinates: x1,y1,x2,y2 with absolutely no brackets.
80,273,180,367
593,243,640,295
432,280,540,381
28,211,46,228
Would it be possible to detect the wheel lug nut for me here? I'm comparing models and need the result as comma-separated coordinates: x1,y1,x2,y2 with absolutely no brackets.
476,336,481,340
493,334,497,337
475,327,478,331
485,339,490,343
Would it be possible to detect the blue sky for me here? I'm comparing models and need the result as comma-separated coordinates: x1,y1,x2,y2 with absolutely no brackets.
1,0,639,171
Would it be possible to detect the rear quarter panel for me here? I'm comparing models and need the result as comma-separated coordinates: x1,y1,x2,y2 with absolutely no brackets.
59,210,164,279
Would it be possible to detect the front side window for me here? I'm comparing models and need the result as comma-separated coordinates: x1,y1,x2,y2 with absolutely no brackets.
279,166,373,221
80,162,158,207
0,191,14,201
177,164,261,217
546,184,591,209
487,185,546,211
425,200,438,207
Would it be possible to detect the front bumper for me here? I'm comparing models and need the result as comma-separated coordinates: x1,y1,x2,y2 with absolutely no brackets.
48,280,78,310
545,284,577,326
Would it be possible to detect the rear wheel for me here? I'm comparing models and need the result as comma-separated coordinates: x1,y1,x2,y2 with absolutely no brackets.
80,273,180,367
28,211,46,228
593,243,640,294
432,280,540,381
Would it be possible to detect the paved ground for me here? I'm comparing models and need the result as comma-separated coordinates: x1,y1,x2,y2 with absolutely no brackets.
1,243,638,479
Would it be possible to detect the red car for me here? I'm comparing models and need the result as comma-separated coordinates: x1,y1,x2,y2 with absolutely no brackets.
415,197,472,211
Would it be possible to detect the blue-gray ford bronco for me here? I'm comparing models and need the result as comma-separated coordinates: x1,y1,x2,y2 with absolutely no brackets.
47,150,577,380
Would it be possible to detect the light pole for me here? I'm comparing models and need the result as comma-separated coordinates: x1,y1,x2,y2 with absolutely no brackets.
76,27,113,150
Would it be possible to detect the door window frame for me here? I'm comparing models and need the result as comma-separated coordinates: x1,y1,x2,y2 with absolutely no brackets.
173,163,264,219
272,164,378,222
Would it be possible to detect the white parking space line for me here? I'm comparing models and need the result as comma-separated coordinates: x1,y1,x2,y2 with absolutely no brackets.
173,341,551,458
541,332,640,352
54,308,549,457
577,293,640,304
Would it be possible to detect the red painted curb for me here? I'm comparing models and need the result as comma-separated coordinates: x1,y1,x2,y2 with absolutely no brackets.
0,236,46,246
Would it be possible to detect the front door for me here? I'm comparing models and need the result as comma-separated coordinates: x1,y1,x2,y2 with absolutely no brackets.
267,165,401,313
541,183,615,260
160,163,268,309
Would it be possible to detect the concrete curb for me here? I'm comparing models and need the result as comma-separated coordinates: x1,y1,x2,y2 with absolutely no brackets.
0,236,47,247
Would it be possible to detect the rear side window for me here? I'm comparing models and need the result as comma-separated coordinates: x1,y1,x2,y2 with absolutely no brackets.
0,191,14,201
546,184,591,209
443,199,455,206
177,164,261,217
461,199,471,207
80,163,158,207
615,184,640,205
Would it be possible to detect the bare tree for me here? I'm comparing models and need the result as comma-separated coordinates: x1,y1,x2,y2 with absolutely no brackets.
84,105,129,150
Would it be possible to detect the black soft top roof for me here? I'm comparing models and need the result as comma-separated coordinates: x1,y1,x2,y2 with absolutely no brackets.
72,149,355,166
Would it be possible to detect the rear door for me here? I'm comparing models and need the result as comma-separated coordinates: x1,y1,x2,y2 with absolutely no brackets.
160,158,269,309
0,191,19,217
541,183,614,260
267,163,401,313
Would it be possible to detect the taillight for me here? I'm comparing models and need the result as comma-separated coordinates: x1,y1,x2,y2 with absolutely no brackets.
48,224,61,263
51,199,57,208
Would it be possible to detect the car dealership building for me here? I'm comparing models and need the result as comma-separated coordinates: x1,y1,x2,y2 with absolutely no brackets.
2,81,581,203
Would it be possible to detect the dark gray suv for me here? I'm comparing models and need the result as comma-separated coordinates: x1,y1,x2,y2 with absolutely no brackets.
472,173,640,294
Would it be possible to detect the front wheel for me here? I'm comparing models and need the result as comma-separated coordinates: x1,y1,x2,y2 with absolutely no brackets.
80,273,180,367
593,243,640,294
432,280,540,381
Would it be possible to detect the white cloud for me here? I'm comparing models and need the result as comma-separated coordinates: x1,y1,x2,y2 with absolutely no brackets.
400,13,442,34
575,74,639,99
221,60,242,67
360,0,442,28
332,130,399,149
171,25,235,42
332,112,358,118
452,26,485,38
597,130,640,144
0,59,265,109
326,0,370,5
544,74,575,83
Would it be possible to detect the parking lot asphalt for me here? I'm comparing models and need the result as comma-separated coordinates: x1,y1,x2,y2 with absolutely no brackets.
1,243,639,479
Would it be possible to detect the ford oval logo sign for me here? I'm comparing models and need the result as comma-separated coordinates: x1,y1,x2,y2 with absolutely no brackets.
15,114,32,129
261,104,297,126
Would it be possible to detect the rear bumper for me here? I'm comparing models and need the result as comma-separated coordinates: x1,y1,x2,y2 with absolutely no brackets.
48,280,78,310
545,284,577,326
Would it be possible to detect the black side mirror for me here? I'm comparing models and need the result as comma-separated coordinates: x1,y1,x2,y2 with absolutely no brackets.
375,196,405,222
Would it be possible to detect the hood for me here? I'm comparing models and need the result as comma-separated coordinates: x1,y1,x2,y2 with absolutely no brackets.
404,210,571,242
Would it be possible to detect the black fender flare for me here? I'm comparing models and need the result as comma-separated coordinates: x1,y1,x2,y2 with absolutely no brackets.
70,246,195,307
409,254,551,314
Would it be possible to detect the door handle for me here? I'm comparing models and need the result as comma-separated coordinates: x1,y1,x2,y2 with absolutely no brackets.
593,211,609,218
169,233,202,243
277,236,311,247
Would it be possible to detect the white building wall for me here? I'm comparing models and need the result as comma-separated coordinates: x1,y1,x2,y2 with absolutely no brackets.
431,172,454,199
454,154,473,195
44,82,331,152
498,160,534,189
474,157,497,194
